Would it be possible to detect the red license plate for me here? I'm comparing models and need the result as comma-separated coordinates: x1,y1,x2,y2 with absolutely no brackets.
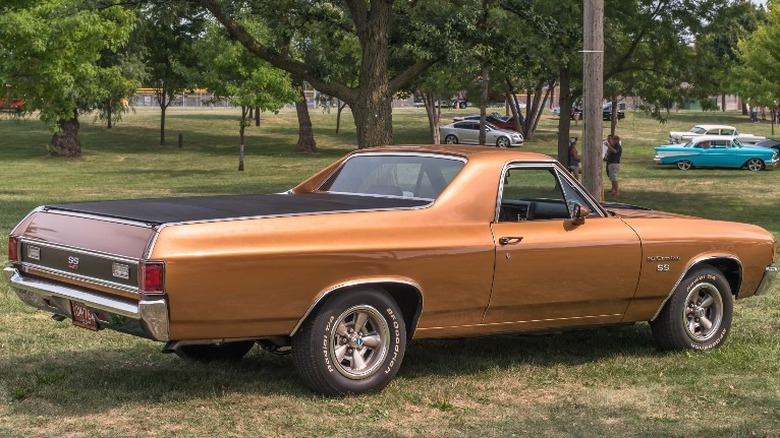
71,301,98,330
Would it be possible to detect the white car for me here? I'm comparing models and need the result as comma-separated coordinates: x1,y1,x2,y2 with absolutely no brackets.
669,124,765,145
440,121,523,147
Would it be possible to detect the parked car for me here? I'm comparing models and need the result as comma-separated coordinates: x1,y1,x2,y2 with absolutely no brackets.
753,138,780,152
668,124,766,144
452,113,524,131
0,84,24,113
601,103,625,121
654,135,779,171
440,121,524,147
5,146,778,395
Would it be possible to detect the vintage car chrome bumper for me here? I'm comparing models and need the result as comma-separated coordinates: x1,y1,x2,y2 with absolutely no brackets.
3,266,169,341
755,264,778,296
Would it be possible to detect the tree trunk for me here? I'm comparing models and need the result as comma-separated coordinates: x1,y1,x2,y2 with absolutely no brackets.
238,106,247,171
255,107,260,126
421,90,441,144
610,95,618,135
107,103,113,129
721,94,726,112
336,101,347,134
295,90,317,153
50,115,82,157
558,68,574,166
160,105,167,146
155,84,169,146
479,65,489,145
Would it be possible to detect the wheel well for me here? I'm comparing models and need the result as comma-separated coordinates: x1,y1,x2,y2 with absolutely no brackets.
696,258,742,297
295,282,423,340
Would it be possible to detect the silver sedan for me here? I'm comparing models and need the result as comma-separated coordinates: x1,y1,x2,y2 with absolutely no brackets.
440,121,524,148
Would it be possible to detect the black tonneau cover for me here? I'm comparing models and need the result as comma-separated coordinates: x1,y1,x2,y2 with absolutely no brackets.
45,193,431,226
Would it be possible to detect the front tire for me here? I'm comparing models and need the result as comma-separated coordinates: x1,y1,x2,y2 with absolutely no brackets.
746,158,765,171
650,266,733,351
496,136,510,148
676,160,693,171
292,288,406,395
174,341,255,362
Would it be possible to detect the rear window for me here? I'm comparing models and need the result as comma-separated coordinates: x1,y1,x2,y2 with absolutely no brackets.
320,154,465,200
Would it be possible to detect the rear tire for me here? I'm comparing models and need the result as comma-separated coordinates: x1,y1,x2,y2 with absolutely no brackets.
650,266,733,351
174,341,255,362
444,134,458,144
292,287,406,395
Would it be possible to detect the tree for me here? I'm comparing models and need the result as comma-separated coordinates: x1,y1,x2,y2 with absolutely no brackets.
199,0,442,148
736,3,780,133
0,1,136,157
198,22,299,170
140,1,206,146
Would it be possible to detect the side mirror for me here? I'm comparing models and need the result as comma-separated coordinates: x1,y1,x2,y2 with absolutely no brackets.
572,204,591,225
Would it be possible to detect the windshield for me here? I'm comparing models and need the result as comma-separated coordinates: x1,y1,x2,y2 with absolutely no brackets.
690,126,707,134
320,154,466,200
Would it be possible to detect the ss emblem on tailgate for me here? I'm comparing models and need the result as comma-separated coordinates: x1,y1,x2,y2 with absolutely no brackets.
67,256,80,270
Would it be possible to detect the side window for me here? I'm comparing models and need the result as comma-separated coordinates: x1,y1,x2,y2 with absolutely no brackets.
498,166,598,223
721,129,736,135
711,140,729,149
498,167,570,222
706,129,719,135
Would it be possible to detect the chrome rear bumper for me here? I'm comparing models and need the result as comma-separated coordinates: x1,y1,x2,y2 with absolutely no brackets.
3,266,169,341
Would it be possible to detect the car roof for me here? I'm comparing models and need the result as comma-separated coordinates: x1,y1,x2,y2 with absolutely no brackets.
687,135,737,142
692,124,737,130
354,144,553,162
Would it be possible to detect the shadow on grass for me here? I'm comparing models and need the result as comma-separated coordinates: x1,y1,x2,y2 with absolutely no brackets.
0,345,307,415
402,323,656,379
1,323,656,415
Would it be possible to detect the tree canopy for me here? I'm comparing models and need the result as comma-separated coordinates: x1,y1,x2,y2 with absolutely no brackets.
0,0,137,156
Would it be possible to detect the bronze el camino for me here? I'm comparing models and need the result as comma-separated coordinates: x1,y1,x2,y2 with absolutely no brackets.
4,145,778,394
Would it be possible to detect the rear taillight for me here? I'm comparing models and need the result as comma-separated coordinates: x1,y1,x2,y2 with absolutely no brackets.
139,261,165,295
8,236,19,262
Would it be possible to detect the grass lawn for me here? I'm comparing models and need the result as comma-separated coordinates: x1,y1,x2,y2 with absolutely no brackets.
1,107,779,437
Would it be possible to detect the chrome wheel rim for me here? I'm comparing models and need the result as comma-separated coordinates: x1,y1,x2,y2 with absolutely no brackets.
497,137,509,148
445,135,457,144
681,282,724,342
747,159,763,171
677,160,692,170
329,305,390,380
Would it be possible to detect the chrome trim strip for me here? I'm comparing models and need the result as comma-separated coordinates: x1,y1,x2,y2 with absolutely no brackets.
42,208,158,228
20,263,139,294
755,265,778,296
649,255,743,321
154,204,434,228
289,278,424,337
18,238,140,265
3,267,169,341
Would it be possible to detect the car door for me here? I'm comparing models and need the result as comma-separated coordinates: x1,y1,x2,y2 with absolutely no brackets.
706,139,737,166
459,122,479,144
485,163,641,327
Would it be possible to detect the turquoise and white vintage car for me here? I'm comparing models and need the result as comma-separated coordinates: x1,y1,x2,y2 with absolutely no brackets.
654,135,779,171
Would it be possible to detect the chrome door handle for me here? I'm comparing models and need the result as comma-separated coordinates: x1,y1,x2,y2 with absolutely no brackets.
499,236,524,246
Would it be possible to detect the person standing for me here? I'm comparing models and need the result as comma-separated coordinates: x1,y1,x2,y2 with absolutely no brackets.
568,137,581,180
606,135,622,196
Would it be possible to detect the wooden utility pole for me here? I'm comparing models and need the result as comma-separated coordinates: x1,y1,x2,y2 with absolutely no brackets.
582,0,604,201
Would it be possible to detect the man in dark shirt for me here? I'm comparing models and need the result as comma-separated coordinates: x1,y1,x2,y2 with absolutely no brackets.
606,135,622,196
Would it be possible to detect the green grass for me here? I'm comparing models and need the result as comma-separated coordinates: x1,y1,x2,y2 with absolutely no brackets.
1,107,779,437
